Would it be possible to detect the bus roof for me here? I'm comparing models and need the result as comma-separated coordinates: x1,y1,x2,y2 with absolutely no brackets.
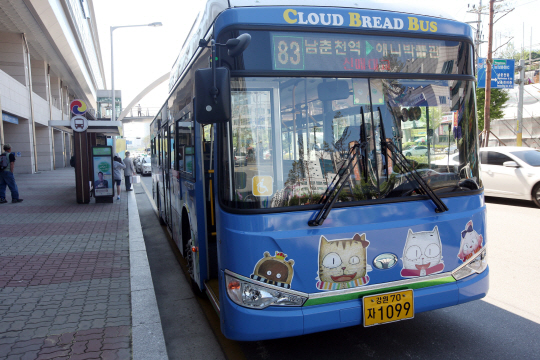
168,0,468,92
228,0,458,21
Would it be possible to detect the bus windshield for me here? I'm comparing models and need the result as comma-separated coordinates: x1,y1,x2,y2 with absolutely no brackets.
220,76,480,210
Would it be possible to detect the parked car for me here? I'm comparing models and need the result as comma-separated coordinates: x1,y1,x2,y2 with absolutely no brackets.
404,145,435,157
431,153,460,172
234,151,248,166
133,156,142,172
443,144,458,154
140,156,152,175
479,147,540,207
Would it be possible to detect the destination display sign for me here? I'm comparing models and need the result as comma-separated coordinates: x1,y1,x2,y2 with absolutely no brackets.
271,32,462,74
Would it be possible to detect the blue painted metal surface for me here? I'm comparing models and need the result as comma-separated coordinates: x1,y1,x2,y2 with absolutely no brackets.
217,194,488,340
218,195,486,294
220,267,489,341
214,7,474,40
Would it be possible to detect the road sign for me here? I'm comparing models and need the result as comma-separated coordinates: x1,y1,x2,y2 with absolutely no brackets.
477,58,515,89
70,115,88,132
70,99,87,115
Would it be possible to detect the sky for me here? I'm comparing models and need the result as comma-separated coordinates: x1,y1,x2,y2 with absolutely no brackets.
92,0,540,111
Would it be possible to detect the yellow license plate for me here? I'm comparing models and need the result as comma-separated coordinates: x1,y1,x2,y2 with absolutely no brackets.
363,289,414,327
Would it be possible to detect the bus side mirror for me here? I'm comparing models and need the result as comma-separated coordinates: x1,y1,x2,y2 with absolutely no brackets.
226,33,251,57
194,67,231,124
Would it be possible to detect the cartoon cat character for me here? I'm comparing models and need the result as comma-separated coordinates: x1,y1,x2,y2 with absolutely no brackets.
251,251,295,289
457,220,483,262
401,226,445,278
316,233,372,290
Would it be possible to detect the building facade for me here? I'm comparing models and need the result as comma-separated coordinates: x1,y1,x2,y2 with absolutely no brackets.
0,0,106,173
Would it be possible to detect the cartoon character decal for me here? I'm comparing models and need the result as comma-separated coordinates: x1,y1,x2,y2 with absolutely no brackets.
458,220,483,262
316,233,372,290
251,251,295,289
400,226,445,278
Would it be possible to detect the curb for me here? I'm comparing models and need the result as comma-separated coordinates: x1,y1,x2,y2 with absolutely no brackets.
128,189,169,360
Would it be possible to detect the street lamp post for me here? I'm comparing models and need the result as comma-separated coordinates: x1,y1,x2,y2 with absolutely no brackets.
110,22,162,124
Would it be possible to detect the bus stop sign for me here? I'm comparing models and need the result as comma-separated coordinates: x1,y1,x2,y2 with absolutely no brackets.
70,115,88,132
477,58,515,89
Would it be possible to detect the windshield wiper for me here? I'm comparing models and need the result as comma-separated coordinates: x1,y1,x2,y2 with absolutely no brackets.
308,142,364,226
378,108,448,213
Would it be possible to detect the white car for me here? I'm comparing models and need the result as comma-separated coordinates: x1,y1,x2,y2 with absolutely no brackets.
443,144,458,154
431,153,460,173
479,147,540,207
140,156,152,175
404,145,435,157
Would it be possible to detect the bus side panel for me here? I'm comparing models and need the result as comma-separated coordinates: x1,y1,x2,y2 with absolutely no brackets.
171,169,181,247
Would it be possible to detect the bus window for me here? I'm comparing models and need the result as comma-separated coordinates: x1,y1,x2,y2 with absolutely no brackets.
230,90,273,198
177,112,194,176
221,77,478,209
170,123,175,170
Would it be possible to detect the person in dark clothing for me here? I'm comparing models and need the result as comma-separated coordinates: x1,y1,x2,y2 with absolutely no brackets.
0,144,23,203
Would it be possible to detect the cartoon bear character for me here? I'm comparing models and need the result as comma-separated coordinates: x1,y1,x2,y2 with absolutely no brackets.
251,251,295,289
457,220,483,262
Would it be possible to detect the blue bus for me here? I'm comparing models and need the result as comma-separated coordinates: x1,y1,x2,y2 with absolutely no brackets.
150,0,488,341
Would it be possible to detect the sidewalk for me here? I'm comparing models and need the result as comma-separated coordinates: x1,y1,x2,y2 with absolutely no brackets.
0,169,164,360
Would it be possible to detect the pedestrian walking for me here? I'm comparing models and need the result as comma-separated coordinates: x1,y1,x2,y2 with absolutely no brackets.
123,151,135,192
137,104,142,117
113,155,126,200
0,144,23,203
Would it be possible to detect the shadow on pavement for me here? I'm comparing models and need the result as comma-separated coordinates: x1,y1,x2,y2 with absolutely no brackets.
485,196,538,209
238,300,540,360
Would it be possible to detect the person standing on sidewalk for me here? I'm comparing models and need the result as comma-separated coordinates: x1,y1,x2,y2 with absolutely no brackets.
113,155,126,200
123,151,135,192
0,144,23,203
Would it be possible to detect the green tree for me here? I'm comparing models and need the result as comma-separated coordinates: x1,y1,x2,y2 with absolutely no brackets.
476,88,510,131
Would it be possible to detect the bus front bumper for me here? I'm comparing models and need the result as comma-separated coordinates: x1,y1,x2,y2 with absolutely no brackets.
219,267,489,341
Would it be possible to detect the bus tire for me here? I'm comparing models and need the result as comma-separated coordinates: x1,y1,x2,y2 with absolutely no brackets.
185,239,205,298
182,213,205,298
155,185,166,225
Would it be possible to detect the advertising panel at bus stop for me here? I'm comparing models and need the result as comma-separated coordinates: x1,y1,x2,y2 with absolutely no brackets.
92,147,114,197
477,58,515,89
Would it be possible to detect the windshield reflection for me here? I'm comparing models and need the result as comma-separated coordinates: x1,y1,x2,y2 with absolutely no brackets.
220,77,480,209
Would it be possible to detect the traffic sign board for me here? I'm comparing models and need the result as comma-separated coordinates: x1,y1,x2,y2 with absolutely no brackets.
477,58,515,89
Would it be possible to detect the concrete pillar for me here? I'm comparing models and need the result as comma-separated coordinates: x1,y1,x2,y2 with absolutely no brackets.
50,73,61,111
30,59,48,101
2,118,35,174
53,129,65,168
35,124,53,171
65,133,72,166
0,32,26,86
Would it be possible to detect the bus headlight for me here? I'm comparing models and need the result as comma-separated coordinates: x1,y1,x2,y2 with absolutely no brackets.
225,274,307,309
452,248,487,281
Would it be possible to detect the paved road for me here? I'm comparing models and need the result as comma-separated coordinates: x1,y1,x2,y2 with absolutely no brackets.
136,176,225,360
141,171,540,360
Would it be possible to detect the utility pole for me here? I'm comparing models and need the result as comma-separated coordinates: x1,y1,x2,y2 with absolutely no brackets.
467,0,484,59
483,0,495,147
475,0,483,58
516,59,525,147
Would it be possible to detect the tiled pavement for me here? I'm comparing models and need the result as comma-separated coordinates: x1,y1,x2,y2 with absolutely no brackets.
0,169,131,359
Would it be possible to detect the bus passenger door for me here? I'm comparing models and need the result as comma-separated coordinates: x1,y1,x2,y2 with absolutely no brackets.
164,127,172,228
157,130,165,216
